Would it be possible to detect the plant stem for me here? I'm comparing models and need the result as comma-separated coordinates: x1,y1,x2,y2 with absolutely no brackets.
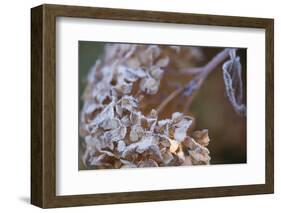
156,87,184,113
156,48,231,114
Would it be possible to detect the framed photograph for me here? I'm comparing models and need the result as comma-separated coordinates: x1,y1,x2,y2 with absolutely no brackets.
31,4,274,208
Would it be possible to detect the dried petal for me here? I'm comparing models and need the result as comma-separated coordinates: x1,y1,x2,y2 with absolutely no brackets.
122,135,162,161
150,67,164,80
189,147,210,164
138,159,158,167
91,103,114,126
130,111,142,125
121,115,130,127
115,81,133,94
171,112,183,123
170,46,181,53
162,151,173,165
155,57,169,67
169,139,179,153
130,125,144,142
120,159,137,168
140,77,160,95
174,119,192,142
104,124,127,142
192,129,210,146
169,113,193,142
117,140,126,153
120,95,138,112
88,154,107,166
101,118,121,130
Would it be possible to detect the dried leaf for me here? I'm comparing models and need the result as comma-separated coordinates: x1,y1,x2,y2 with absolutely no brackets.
222,49,246,116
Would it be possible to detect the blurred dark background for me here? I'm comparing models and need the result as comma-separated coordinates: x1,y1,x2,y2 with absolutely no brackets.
79,41,247,166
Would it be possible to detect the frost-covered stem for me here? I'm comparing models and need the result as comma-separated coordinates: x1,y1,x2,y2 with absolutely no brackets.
157,48,231,114
181,48,231,75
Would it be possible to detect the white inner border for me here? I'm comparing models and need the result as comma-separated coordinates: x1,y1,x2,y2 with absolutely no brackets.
56,17,265,196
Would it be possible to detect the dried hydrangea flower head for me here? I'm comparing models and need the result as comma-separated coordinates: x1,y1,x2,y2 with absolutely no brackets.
80,44,211,169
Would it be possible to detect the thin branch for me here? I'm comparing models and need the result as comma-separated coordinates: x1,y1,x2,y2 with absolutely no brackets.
180,48,231,76
156,87,184,113
157,48,231,114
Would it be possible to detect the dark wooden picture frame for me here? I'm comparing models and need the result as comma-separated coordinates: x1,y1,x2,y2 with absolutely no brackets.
31,4,274,208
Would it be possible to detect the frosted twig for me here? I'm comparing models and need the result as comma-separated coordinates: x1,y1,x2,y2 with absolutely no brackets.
156,87,184,113
157,48,232,114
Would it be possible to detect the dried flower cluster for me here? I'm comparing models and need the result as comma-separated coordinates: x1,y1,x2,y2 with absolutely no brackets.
80,44,211,169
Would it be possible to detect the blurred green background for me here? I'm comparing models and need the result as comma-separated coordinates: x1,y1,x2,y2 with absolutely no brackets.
78,41,104,170
78,41,247,167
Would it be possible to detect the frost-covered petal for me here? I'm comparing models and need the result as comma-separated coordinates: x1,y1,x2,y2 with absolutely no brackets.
150,67,164,80
120,95,138,111
169,46,181,53
83,102,103,115
171,112,183,123
140,77,160,95
162,151,174,165
155,57,169,67
174,119,192,142
189,147,210,163
122,135,162,161
117,65,146,82
88,154,107,166
192,129,210,146
100,150,117,157
158,119,170,127
130,111,142,125
115,81,133,94
138,159,158,167
91,103,114,126
169,139,179,153
115,104,123,117
104,125,127,142
117,140,126,153
130,125,144,142
101,118,121,130
120,159,137,168
121,115,130,127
